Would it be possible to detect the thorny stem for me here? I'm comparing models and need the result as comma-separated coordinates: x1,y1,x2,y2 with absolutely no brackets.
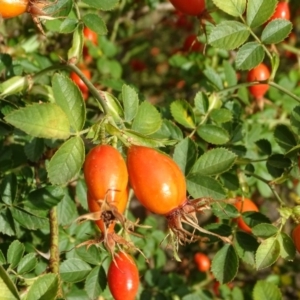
269,81,300,104
243,170,284,205
49,207,63,298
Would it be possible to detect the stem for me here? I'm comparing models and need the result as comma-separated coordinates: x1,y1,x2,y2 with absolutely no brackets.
32,63,109,115
269,81,300,103
243,170,284,205
49,207,63,298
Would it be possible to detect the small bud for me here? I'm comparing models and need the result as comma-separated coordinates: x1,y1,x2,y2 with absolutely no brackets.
0,75,33,97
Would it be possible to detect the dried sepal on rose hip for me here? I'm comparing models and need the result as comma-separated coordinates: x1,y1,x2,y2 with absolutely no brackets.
0,0,57,34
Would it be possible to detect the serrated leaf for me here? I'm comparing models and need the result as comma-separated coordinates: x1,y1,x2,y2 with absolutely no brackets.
267,154,291,169
75,245,103,265
255,139,272,155
274,124,297,152
194,92,209,114
197,124,230,145
131,102,162,135
84,266,106,299
212,0,246,17
0,174,17,205
190,148,237,176
0,265,20,300
106,124,176,148
4,103,70,139
211,244,238,284
253,280,282,300
220,172,239,191
47,137,85,185
17,253,37,275
235,42,265,70
277,232,296,261
234,231,259,266
247,0,277,28
82,0,119,10
210,109,233,123
25,274,58,300
261,19,293,44
256,237,280,270
208,21,250,50
203,67,223,90
0,211,15,236
170,100,196,129
82,14,107,35
60,258,92,283
52,73,86,132
24,138,44,162
187,174,226,200
11,208,48,230
223,61,237,87
7,240,24,269
57,194,78,226
173,137,197,175
251,223,278,238
122,84,139,122
26,186,65,210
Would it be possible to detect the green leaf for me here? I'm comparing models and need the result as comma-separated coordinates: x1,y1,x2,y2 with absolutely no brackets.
267,154,291,169
251,223,278,238
274,124,297,153
246,0,277,28
223,61,238,87
7,240,24,269
241,211,271,230
211,244,238,284
26,186,65,210
173,137,198,175
235,42,265,70
67,23,84,64
60,258,92,283
210,109,233,123
277,232,296,261
106,124,176,148
291,106,300,135
57,194,78,226
190,148,237,176
256,237,280,270
212,0,246,17
10,208,48,230
82,14,107,35
122,85,139,122
100,91,123,122
234,231,259,266
17,253,37,275
253,280,282,300
75,245,103,265
187,174,226,200
203,67,223,90
208,21,250,50
4,103,70,140
0,174,17,205
25,274,58,300
52,73,86,132
0,211,15,236
84,266,106,299
170,100,196,129
24,138,44,162
220,172,239,191
211,202,239,219
261,19,293,44
47,137,85,185
194,92,209,114
197,125,230,145
152,119,183,141
255,139,272,155
0,265,20,300
82,0,119,10
0,250,6,264
131,102,162,135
